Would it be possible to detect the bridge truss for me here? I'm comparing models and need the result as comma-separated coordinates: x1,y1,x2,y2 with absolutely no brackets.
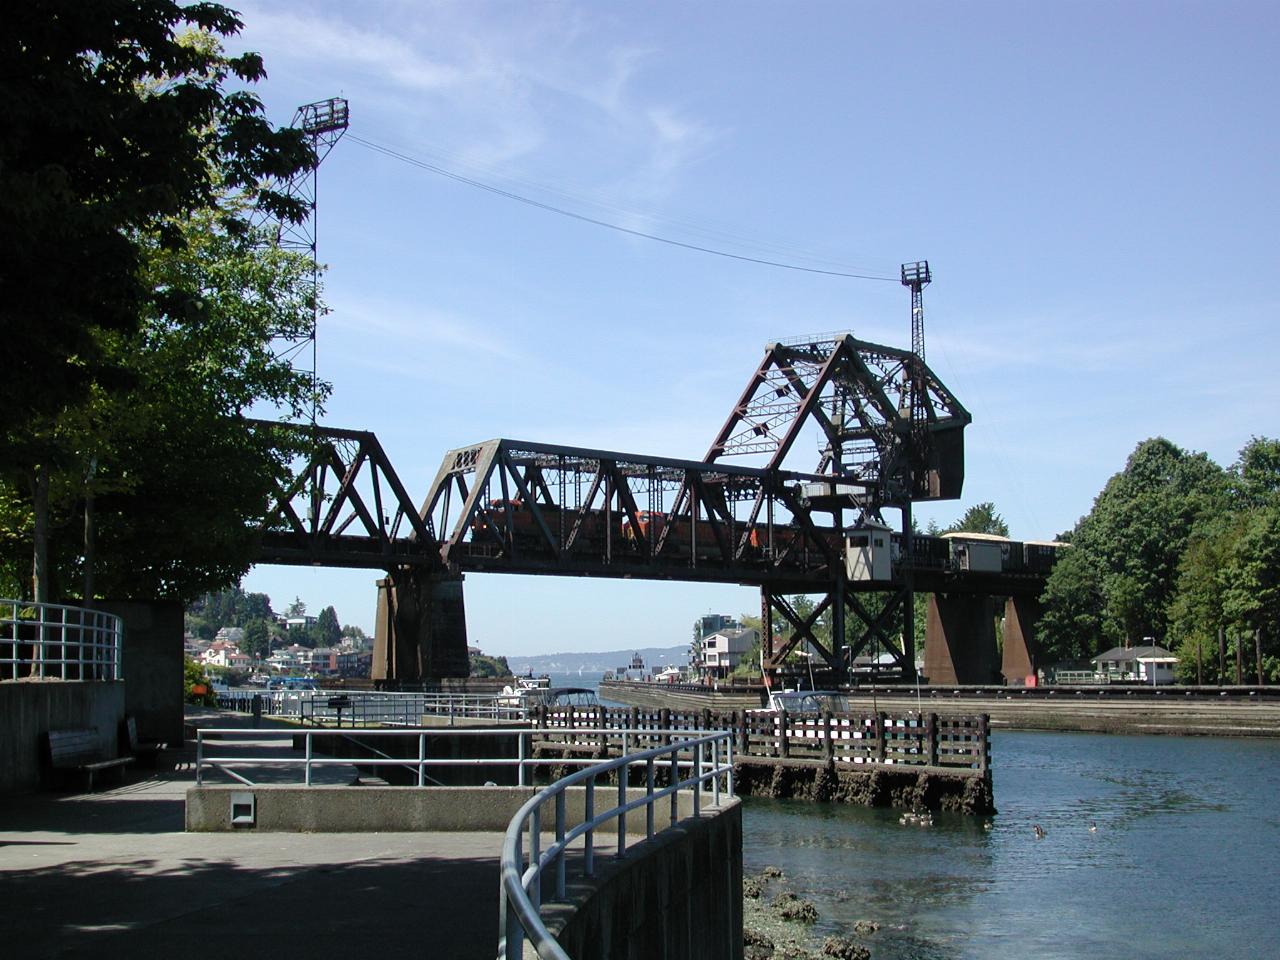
253,327,1054,683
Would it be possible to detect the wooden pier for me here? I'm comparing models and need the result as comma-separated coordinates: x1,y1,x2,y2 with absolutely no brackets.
532,705,993,815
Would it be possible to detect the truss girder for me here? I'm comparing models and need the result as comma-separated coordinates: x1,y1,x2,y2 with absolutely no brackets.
254,420,436,567
706,334,970,507
417,437,869,582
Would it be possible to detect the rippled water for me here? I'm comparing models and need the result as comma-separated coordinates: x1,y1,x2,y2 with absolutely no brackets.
742,731,1280,960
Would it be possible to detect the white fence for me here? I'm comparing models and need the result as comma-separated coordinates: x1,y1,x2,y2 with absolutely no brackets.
1,599,122,681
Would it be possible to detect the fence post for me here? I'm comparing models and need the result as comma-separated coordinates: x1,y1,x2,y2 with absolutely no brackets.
584,777,595,878
616,759,627,858
875,712,886,763
778,709,790,759
822,709,834,762
738,710,749,755
701,707,712,732
555,791,567,899
978,714,990,773
926,712,938,767
518,732,526,788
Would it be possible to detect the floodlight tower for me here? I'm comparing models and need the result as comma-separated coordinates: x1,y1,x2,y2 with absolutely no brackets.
270,97,350,426
901,260,933,450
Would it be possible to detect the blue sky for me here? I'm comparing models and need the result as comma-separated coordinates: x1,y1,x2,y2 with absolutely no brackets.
231,1,1278,656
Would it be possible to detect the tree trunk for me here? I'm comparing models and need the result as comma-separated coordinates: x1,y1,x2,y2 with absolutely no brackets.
30,464,49,678
1257,628,1265,686
1236,632,1243,685
1218,625,1226,684
83,459,97,606
32,464,48,604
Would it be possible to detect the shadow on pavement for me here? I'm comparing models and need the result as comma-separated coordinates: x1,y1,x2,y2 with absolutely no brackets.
0,851,498,960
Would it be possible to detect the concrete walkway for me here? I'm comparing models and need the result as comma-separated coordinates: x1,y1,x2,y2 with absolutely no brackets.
0,709,505,960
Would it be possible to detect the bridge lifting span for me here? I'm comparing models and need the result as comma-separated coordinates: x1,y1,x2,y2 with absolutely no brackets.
255,285,1059,685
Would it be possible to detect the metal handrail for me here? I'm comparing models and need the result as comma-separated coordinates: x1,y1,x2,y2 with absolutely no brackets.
216,690,530,725
498,730,734,960
192,726,731,790
0,598,123,681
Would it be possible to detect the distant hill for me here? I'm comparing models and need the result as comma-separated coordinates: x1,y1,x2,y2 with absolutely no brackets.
505,645,688,676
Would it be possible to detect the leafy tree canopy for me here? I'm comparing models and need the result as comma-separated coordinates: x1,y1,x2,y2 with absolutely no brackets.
945,502,1010,538
1,1,310,446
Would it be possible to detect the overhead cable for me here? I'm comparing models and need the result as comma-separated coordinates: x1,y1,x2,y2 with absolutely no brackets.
347,134,898,282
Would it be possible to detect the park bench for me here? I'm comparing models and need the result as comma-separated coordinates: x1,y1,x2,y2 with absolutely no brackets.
43,728,133,791
119,715,168,769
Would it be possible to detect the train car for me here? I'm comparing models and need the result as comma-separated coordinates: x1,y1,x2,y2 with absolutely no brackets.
621,510,732,560
470,499,613,554
939,531,1019,573
1023,540,1066,573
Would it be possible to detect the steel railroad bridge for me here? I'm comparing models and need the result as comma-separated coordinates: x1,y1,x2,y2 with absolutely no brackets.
254,278,1058,686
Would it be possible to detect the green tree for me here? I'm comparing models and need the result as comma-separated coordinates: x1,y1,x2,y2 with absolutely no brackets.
316,605,342,647
1040,438,1227,659
1230,437,1280,509
243,619,271,661
2,3,313,604
1221,506,1280,682
946,502,1010,537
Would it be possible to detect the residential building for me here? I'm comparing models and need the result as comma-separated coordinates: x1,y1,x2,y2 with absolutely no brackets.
699,627,759,679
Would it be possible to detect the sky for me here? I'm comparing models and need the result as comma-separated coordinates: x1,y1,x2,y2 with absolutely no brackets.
230,1,1278,657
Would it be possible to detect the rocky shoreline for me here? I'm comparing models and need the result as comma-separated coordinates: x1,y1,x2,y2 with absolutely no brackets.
742,865,878,960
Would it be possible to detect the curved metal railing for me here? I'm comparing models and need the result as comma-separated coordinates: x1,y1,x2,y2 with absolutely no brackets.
498,730,734,960
1,599,123,681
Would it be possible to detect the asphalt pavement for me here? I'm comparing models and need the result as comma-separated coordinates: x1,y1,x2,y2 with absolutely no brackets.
0,708,504,960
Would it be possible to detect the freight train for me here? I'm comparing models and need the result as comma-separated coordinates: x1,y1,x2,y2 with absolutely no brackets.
467,498,1062,576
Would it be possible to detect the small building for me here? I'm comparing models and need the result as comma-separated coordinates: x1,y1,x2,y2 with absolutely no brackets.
1091,643,1179,685
699,627,759,679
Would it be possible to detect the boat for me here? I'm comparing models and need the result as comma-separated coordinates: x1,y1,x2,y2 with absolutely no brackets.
754,689,854,714
498,682,597,710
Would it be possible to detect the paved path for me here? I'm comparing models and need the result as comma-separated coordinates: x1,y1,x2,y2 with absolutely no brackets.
0,710,504,960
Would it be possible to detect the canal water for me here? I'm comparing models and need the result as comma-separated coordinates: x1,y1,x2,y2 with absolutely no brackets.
548,672,1280,957
743,730,1280,959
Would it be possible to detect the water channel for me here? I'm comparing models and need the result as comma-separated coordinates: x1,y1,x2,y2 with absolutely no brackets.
742,729,1280,959
549,672,1279,957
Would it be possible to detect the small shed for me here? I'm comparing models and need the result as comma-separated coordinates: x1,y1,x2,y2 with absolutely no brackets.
1091,643,1179,684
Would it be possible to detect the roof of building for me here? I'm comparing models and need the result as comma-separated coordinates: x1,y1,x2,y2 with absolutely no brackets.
1092,644,1177,663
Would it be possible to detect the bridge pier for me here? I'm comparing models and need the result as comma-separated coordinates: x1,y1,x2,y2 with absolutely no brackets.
1001,596,1042,685
373,570,470,683
923,593,998,685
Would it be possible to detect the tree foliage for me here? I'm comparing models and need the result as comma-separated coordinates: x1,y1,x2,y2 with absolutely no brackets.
316,605,342,647
1043,436,1279,679
946,502,1010,538
0,3,321,604
1,1,309,446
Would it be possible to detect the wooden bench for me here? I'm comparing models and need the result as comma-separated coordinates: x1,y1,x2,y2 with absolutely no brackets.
119,715,168,769
43,728,133,791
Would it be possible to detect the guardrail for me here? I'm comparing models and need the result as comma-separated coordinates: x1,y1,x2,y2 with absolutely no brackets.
1,599,122,681
215,689,528,725
192,725,732,789
498,730,734,960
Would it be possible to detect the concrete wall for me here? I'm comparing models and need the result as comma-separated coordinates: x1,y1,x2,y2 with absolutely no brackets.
0,681,126,793
548,801,743,960
186,784,704,832
99,599,185,746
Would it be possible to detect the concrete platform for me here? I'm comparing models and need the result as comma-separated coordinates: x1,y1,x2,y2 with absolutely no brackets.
0,709,505,960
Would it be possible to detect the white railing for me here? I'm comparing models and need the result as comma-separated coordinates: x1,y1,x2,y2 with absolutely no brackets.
192,725,732,792
216,690,528,725
498,730,735,960
0,599,122,681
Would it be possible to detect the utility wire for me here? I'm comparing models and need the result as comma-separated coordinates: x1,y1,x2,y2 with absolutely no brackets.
348,134,899,282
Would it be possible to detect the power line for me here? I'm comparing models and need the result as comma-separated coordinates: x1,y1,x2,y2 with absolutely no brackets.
347,134,899,282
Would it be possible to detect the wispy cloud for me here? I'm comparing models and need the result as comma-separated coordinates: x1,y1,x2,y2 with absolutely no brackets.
235,2,719,201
